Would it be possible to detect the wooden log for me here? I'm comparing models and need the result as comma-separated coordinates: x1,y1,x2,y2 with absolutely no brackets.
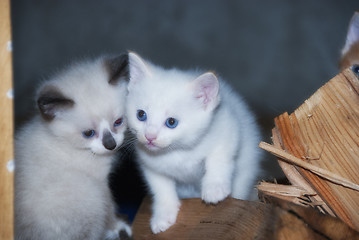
132,197,359,240
259,67,359,231
0,0,14,239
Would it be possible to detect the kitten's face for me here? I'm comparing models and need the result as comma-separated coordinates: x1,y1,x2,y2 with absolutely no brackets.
37,54,129,155
51,94,127,155
126,53,219,152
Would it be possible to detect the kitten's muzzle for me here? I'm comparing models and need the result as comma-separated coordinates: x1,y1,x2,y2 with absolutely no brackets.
102,131,117,150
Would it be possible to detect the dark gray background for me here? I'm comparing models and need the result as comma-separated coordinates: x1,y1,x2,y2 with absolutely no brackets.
11,0,359,188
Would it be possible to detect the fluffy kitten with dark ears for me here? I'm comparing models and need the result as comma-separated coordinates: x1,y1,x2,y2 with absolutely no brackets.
15,54,131,240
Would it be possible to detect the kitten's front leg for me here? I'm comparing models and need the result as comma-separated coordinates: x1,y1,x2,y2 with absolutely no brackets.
142,167,181,234
201,147,234,204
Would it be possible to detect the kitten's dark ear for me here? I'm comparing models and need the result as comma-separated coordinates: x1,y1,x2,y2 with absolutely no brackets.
37,86,74,121
342,12,359,55
128,52,151,90
191,72,220,111
104,53,129,85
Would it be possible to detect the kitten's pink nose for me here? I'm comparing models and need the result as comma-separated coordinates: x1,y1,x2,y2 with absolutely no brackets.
145,133,157,142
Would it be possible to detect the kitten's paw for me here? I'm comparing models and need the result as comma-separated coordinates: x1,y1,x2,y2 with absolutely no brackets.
201,182,231,204
150,203,180,234
105,219,132,240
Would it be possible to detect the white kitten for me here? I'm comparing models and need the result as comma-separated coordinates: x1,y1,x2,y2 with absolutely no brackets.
126,52,262,233
15,54,132,240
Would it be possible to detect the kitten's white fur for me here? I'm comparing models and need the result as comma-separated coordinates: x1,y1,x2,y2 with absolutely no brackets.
15,56,132,240
126,52,262,233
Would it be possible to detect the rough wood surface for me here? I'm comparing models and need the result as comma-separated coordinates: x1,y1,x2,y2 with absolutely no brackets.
272,127,314,192
132,197,359,240
259,142,359,192
0,0,14,239
259,68,359,231
257,181,316,206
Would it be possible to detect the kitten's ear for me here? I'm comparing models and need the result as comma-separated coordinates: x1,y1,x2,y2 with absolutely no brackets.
128,52,151,90
191,72,220,111
37,86,74,121
342,12,359,55
104,53,129,85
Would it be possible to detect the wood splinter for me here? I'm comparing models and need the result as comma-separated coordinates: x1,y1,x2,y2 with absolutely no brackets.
259,141,359,192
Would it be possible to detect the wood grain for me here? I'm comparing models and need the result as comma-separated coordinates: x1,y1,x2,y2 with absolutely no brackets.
261,68,359,231
132,197,359,240
259,142,359,192
0,0,14,239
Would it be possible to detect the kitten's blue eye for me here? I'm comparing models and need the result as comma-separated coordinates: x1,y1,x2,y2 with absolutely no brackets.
351,65,359,76
137,110,147,121
114,117,123,127
82,129,95,138
165,118,178,129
